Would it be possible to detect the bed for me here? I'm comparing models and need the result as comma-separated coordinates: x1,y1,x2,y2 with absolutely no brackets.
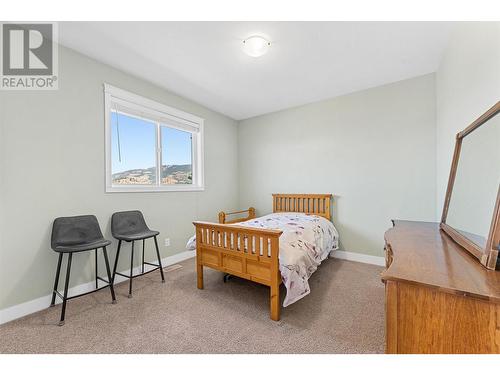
191,193,339,321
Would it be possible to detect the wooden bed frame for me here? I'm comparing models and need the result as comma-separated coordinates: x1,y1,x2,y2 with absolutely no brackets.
193,193,332,321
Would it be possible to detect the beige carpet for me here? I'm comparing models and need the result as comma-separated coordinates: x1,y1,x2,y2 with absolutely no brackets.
0,257,385,353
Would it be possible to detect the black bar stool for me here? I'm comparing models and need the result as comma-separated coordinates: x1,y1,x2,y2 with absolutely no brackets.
111,210,165,297
50,215,116,326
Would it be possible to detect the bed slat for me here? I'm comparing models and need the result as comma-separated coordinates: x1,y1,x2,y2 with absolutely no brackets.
271,194,332,220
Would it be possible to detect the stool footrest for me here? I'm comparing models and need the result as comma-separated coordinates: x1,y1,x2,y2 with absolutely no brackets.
115,265,161,280
53,283,112,302
143,261,160,267
54,290,64,300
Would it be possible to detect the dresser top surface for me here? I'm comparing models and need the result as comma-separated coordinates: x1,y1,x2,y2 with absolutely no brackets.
382,220,500,301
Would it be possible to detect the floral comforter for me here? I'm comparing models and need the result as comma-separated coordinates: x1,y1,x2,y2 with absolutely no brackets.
186,212,339,307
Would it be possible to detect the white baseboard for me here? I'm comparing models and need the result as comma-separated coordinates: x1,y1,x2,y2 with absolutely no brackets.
163,249,196,265
332,250,385,267
0,250,196,325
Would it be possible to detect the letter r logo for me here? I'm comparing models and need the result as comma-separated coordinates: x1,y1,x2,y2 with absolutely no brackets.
2,23,53,75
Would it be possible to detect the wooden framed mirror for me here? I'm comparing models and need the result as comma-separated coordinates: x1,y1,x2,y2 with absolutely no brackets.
441,101,500,270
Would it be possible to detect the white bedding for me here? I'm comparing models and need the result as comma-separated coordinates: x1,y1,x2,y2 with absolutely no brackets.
186,212,339,307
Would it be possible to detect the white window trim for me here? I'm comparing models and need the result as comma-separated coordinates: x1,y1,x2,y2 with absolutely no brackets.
104,83,205,193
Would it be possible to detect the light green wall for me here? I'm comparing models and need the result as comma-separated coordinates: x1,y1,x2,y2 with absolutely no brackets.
436,22,500,219
237,74,437,257
0,46,239,310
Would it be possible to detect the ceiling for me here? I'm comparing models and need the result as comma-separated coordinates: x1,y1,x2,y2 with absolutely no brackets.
59,22,452,120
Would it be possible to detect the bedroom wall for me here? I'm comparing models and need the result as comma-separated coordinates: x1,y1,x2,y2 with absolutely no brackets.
0,45,239,311
435,22,500,219
237,74,437,257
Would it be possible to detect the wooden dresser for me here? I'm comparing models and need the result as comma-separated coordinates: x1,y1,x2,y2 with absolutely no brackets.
382,220,500,354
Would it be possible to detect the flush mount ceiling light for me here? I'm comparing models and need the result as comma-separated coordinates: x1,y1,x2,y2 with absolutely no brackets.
242,36,271,57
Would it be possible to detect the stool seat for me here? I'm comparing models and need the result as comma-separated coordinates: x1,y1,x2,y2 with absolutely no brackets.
113,230,159,242
54,239,112,253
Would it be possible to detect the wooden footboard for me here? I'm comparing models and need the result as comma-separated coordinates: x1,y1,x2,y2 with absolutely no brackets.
193,221,283,321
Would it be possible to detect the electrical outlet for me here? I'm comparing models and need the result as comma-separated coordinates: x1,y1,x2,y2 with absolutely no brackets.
164,238,171,247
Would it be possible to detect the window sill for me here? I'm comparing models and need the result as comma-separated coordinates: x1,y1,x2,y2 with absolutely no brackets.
106,185,205,193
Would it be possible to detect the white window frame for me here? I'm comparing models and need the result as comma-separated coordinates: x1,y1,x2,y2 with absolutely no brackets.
104,83,204,192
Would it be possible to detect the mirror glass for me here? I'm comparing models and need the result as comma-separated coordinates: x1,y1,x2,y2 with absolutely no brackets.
446,113,500,248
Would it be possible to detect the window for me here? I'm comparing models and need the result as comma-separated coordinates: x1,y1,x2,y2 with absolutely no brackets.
104,84,204,192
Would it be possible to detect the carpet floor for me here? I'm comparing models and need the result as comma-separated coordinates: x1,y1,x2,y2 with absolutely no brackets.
0,257,385,353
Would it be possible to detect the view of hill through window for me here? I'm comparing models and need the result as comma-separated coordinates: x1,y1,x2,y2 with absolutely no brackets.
111,112,193,185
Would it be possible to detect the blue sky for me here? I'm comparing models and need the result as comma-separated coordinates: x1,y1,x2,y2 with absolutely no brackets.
111,112,192,174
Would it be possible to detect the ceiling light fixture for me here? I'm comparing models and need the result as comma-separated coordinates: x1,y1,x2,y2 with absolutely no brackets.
242,36,270,57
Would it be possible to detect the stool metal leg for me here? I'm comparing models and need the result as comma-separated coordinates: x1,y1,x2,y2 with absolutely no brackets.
102,246,116,304
153,236,165,283
142,239,145,274
95,248,98,289
51,253,63,306
128,241,134,297
111,240,122,284
59,253,73,326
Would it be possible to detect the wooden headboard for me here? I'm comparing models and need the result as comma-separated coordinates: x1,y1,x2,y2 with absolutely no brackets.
272,194,332,220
